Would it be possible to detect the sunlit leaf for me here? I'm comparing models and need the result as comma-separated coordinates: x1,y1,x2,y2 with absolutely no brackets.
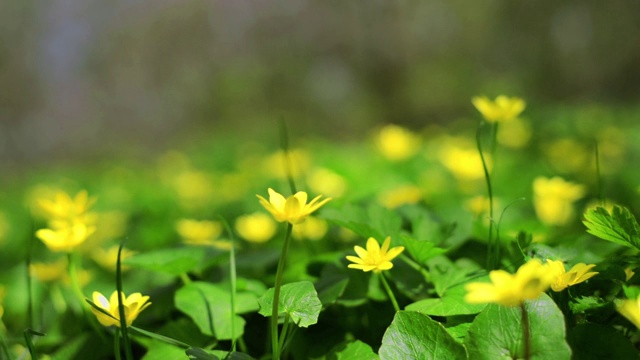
257,281,322,328
464,294,571,360
378,311,467,360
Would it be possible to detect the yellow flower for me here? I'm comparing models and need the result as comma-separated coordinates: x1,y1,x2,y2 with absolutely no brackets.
91,291,151,327
35,190,97,252
36,222,97,253
346,236,405,273
545,260,598,292
497,117,531,148
616,297,640,329
92,246,137,272
378,185,423,209
439,145,491,182
235,212,277,243
307,167,347,198
257,188,331,225
533,176,585,226
465,259,555,307
375,124,421,161
37,190,96,221
292,216,328,241
30,258,68,282
176,219,231,250
472,95,526,123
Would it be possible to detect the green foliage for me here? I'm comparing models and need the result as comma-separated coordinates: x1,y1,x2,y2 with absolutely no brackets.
328,340,379,360
378,311,467,360
583,206,640,251
175,282,258,340
464,294,571,360
257,281,322,328
125,247,225,275
567,323,638,360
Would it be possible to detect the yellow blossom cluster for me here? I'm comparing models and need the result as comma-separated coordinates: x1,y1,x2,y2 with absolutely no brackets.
465,259,598,307
35,190,97,252
533,176,585,226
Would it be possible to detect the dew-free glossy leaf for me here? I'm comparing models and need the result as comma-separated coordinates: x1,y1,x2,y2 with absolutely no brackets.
334,340,379,360
257,281,322,328
464,294,571,360
378,311,467,360
175,282,256,340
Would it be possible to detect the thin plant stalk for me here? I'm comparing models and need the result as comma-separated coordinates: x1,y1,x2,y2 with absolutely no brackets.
520,302,531,360
0,333,11,360
476,122,496,269
277,314,291,353
271,223,293,360
114,328,122,360
27,219,35,330
115,241,133,360
594,140,603,206
219,217,239,352
379,273,400,312
68,252,87,308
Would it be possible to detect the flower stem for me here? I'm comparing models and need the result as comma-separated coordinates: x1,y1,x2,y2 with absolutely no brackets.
380,273,400,312
477,122,496,269
67,252,86,308
520,302,531,360
114,328,122,360
271,222,293,360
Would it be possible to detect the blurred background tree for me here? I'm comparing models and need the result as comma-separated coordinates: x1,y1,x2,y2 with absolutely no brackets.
1,0,639,165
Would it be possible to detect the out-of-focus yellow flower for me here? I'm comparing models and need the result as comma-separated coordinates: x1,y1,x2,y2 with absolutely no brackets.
91,291,151,327
176,219,231,250
173,170,215,210
37,190,96,221
374,124,422,161
616,297,640,329
35,190,97,253
465,259,555,307
346,236,405,273
257,188,331,225
36,223,97,253
545,260,598,292
465,195,492,216
472,95,526,123
543,138,589,174
625,268,635,282
307,168,347,198
497,117,531,148
30,258,91,286
92,246,136,272
235,212,277,243
533,176,585,226
440,145,491,181
292,216,328,241
263,149,312,179
30,258,68,282
378,185,423,209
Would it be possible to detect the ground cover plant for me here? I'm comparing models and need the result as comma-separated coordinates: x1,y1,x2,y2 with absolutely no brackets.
1,98,640,359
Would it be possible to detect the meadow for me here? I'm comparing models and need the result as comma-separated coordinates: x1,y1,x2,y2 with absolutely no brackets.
1,97,640,359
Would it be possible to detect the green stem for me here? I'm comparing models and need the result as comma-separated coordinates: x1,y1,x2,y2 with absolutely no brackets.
278,314,291,353
521,302,531,360
0,332,12,360
229,234,238,351
280,121,297,194
271,223,293,360
114,328,122,360
379,273,400,312
68,253,86,308
115,241,133,360
398,254,431,282
477,122,495,269
179,273,192,285
594,140,603,205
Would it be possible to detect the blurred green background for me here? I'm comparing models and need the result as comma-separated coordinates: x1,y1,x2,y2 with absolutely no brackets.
1,0,639,165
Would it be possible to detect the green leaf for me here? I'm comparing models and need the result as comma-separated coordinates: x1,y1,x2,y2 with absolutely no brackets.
464,294,571,360
378,311,467,360
142,341,189,360
322,204,402,240
175,282,256,340
315,264,350,306
406,295,486,317
583,206,640,251
569,296,607,313
400,235,447,265
333,340,379,360
185,347,221,360
125,247,223,275
567,323,638,360
257,281,322,328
